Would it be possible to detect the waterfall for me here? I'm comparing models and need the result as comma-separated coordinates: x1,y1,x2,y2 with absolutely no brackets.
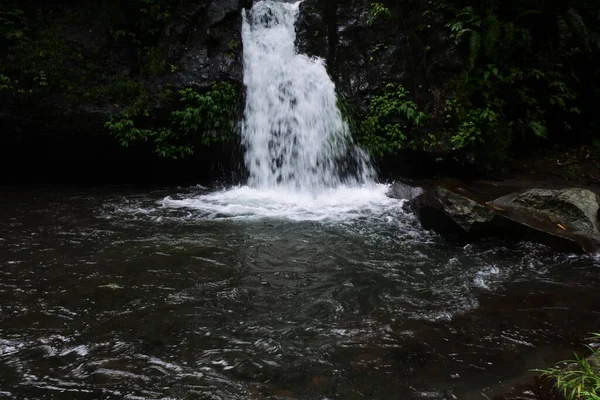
160,1,396,221
241,1,375,192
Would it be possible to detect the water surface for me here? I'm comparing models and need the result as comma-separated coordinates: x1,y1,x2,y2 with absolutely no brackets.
1,185,599,399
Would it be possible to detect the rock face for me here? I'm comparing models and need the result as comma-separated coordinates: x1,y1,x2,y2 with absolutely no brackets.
0,0,251,183
163,0,251,90
296,0,458,115
410,186,600,252
387,181,424,201
489,189,600,235
410,187,497,241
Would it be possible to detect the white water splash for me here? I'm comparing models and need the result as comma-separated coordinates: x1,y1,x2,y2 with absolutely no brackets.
161,185,401,221
161,1,394,221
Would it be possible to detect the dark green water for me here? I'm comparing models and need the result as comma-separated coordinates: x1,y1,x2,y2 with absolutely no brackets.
1,185,599,399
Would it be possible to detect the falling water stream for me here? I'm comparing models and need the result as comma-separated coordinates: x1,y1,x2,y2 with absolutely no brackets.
162,0,388,221
1,1,600,399
241,1,373,191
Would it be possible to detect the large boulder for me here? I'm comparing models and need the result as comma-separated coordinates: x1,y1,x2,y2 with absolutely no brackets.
410,187,497,241
489,188,600,235
410,186,600,252
387,181,424,201
486,188,600,253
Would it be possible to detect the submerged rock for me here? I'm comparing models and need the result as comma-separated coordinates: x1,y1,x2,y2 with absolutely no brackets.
410,186,600,252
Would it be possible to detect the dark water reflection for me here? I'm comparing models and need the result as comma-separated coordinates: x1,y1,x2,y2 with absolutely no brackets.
0,185,599,399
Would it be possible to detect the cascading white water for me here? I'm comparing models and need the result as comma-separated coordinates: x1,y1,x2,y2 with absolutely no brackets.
160,0,400,220
241,1,374,191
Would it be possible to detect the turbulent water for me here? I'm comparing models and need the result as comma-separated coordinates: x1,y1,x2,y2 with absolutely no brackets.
1,2,599,400
161,1,382,221
1,185,600,400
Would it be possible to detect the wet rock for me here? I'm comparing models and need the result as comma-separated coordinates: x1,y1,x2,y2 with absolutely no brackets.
387,181,424,201
164,0,249,90
489,188,600,235
486,188,600,253
410,186,600,252
410,187,497,241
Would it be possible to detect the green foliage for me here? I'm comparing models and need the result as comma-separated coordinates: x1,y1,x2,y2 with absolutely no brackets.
0,74,12,91
80,78,146,105
0,0,178,103
536,333,600,400
357,84,429,157
141,46,168,77
0,4,28,41
228,39,240,57
368,2,392,26
562,163,584,181
413,0,600,170
0,9,77,96
105,82,239,159
110,0,176,49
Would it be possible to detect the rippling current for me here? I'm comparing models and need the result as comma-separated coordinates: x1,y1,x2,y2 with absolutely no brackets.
1,184,599,399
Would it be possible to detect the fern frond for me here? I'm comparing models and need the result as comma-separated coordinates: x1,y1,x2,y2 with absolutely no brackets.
513,10,543,23
485,15,501,58
529,121,548,138
504,21,515,45
557,16,570,47
588,31,600,49
567,8,587,37
468,31,481,71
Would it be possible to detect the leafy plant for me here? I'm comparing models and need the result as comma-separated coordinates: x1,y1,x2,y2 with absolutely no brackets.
536,333,600,400
367,2,392,26
105,82,239,159
228,39,240,56
358,84,429,157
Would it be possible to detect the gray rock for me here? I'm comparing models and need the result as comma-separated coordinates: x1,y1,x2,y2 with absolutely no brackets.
410,186,600,252
489,188,600,235
387,181,424,200
410,187,497,240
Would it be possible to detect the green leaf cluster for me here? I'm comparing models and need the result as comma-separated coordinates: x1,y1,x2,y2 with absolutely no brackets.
0,1,178,102
105,82,239,159
367,2,392,26
359,0,600,171
435,0,598,167
536,333,600,400
357,84,429,158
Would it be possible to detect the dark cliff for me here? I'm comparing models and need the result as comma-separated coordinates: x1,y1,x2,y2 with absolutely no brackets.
1,0,598,183
0,0,251,183
296,0,460,176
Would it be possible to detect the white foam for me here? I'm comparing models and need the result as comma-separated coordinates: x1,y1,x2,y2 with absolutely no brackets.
160,184,400,221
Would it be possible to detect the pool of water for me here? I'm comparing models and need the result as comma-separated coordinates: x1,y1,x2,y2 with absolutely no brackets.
1,184,599,399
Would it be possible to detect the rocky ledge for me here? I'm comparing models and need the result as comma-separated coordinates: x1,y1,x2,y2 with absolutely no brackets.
389,181,600,253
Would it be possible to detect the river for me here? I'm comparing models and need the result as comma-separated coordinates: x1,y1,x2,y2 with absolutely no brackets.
1,184,599,399
2,0,599,398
